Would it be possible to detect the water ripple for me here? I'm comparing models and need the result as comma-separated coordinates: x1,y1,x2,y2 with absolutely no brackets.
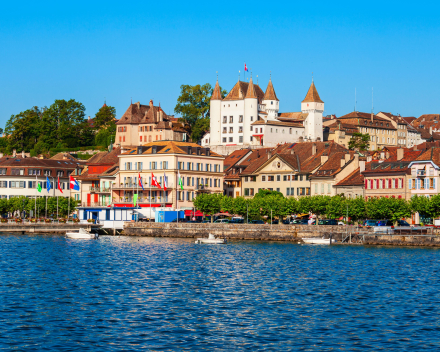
0,234,439,351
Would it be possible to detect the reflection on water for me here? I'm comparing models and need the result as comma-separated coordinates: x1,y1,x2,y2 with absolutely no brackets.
0,234,439,351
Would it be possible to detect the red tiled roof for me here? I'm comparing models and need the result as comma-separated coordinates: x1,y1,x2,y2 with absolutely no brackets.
335,168,364,187
223,81,265,102
116,102,169,125
302,82,323,103
211,80,222,100
263,79,279,101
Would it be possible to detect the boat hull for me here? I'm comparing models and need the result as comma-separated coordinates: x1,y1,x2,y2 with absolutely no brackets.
66,232,98,239
195,238,227,244
302,238,335,245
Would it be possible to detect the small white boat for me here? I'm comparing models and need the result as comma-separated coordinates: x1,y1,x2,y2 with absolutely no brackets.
195,233,227,244
66,228,98,239
302,237,335,245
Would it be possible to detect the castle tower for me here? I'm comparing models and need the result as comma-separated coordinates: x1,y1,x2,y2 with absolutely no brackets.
244,76,258,145
301,81,324,141
262,77,279,120
209,79,222,145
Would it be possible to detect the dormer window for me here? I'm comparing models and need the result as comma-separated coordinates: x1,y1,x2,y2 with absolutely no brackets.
271,101,273,105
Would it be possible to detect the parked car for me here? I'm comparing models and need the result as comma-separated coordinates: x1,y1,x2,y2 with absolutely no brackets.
171,218,188,223
230,218,245,224
290,219,309,225
362,220,379,227
187,220,201,223
377,220,394,227
214,219,230,223
249,220,265,224
338,221,345,226
271,219,279,224
396,220,410,227
282,219,291,224
318,219,338,225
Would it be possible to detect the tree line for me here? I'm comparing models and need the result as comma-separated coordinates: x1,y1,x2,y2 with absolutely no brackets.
193,190,439,224
0,196,79,218
1,99,116,155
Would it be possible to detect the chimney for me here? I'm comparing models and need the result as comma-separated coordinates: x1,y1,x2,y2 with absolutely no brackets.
321,155,328,164
316,137,321,142
367,155,372,162
299,136,304,143
13,149,16,157
149,100,153,108
88,116,91,120
312,144,317,155
159,110,163,122
290,149,295,155
371,113,374,122
397,148,404,161
430,126,433,135
359,160,366,173
386,152,390,159
156,111,160,122
341,158,346,167
345,153,350,162
136,101,140,109
268,151,272,160
354,153,359,168
22,150,25,158
63,153,68,160
414,144,418,151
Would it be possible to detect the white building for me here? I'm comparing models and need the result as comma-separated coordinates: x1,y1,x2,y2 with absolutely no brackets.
203,76,324,153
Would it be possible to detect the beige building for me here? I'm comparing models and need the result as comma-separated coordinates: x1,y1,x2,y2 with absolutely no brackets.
324,111,398,151
310,152,365,196
115,141,224,210
334,167,365,198
115,100,187,148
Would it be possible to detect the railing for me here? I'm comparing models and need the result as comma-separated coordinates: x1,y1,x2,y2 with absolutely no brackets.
417,170,426,176
82,201,112,207
113,183,174,189
90,186,111,193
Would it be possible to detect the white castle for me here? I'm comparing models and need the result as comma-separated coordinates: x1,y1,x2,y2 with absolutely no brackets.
202,76,324,151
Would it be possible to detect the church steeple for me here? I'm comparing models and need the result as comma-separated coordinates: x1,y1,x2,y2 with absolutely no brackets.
211,79,222,100
263,77,279,101
245,76,257,99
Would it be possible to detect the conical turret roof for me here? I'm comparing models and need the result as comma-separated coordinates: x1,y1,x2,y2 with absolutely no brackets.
263,78,279,101
211,80,222,100
302,82,324,103
245,77,257,99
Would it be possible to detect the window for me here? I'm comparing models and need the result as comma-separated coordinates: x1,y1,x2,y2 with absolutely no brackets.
262,176,266,181
223,138,226,143
321,183,324,194
57,171,63,177
250,137,253,142
28,169,41,176
268,176,274,181
290,128,292,134
0,181,7,188
223,127,227,133
229,127,233,133
44,170,51,176
229,116,233,123
11,169,24,175
250,116,253,121
277,175,280,181
239,136,243,143
239,115,243,123
245,177,248,182
239,126,243,133
10,181,25,188
229,137,233,143
223,116,227,123
328,184,331,194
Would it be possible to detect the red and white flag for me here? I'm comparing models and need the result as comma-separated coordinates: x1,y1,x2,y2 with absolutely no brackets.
163,172,167,191
58,177,63,194
244,63,249,72
151,173,161,189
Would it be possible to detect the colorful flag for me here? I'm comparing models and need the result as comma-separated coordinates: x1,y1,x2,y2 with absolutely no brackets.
46,176,52,193
70,175,80,191
178,170,183,190
151,173,161,189
37,177,42,193
138,173,144,190
244,63,249,72
133,194,138,206
163,172,167,191
58,177,63,194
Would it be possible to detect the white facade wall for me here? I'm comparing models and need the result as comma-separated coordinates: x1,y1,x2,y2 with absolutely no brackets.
209,100,221,145
261,99,279,120
301,101,324,141
0,176,71,199
263,126,305,147
220,100,246,145
244,97,258,145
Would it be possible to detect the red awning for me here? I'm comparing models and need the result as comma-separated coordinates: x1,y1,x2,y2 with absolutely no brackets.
184,210,204,216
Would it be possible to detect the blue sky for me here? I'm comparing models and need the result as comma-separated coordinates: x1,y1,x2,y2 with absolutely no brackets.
1,0,439,126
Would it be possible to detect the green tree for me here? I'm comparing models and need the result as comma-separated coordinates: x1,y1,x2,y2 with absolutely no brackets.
174,83,227,140
232,197,248,219
325,195,346,219
348,132,370,151
346,197,366,223
308,195,331,222
193,193,223,222
220,196,234,214
95,121,116,148
191,117,210,143
94,104,116,129
5,107,41,152
254,189,284,199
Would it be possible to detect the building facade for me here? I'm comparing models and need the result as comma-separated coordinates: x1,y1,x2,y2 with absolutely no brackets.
115,141,224,210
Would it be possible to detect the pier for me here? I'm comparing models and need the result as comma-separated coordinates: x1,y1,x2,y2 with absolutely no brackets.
0,222,102,234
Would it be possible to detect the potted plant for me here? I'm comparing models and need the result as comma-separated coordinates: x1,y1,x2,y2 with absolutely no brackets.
45,218,52,223
15,218,23,223
1,218,7,223
87,219,95,223
73,218,80,223
59,218,67,223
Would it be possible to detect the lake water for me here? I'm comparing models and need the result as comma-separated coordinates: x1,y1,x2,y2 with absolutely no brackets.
1,235,439,351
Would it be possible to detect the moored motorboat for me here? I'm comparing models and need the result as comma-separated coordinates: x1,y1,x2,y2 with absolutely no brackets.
66,228,98,239
302,237,335,245
195,233,227,244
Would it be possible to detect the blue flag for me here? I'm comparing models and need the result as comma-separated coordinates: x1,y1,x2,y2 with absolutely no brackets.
47,176,52,193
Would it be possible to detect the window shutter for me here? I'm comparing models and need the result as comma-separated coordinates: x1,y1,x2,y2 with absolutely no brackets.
160,161,163,169
22,181,26,188
408,179,411,189
434,178,436,189
28,181,32,188
395,179,398,188
149,162,152,170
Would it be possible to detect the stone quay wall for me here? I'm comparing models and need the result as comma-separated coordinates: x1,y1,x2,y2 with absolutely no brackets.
123,222,360,242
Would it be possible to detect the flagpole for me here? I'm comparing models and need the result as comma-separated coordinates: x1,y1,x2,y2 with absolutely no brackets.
35,175,37,219
176,170,178,224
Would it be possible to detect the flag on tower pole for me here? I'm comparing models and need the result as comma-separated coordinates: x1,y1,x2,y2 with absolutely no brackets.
178,170,183,190
58,177,63,194
138,173,144,190
163,172,167,191
151,173,161,189
244,63,248,72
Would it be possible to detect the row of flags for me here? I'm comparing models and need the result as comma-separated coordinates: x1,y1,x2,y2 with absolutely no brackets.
35,175,80,194
138,172,184,191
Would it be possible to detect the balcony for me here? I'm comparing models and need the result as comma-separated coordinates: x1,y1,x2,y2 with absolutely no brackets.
82,201,112,207
417,170,426,177
90,186,112,193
